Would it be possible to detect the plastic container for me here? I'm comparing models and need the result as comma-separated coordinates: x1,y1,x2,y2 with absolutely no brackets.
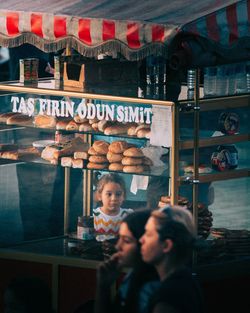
203,67,217,97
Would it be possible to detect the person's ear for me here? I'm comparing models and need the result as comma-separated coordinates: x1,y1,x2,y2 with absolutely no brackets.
162,239,174,253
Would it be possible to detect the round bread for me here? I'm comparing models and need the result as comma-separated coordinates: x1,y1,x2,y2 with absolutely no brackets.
79,122,92,132
109,163,124,171
88,146,100,156
107,151,123,163
121,156,144,166
92,140,109,154
123,147,144,158
108,141,129,154
123,165,145,173
89,155,108,164
87,162,109,170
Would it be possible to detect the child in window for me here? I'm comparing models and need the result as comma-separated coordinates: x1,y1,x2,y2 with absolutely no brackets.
93,173,133,239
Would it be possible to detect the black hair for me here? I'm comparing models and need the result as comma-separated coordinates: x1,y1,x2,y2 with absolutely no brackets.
118,209,159,313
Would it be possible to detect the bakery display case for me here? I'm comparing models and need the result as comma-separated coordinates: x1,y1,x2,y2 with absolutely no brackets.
0,76,249,313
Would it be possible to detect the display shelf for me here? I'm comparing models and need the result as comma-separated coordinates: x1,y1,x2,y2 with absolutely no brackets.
0,123,150,141
179,133,249,150
180,93,250,112
180,168,250,184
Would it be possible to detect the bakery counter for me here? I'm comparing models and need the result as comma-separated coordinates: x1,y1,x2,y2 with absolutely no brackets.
0,236,105,268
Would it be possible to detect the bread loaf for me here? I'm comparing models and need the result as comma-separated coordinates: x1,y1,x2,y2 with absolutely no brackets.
104,124,129,135
0,151,19,160
41,145,61,163
72,158,84,168
89,155,108,164
92,140,109,154
137,128,151,139
89,118,99,125
0,112,20,123
7,114,33,126
87,162,109,170
34,115,56,128
109,163,124,171
74,151,89,160
74,115,88,123
97,120,111,132
66,120,79,131
88,146,99,156
123,165,145,173
107,151,123,163
108,141,129,154
61,157,73,167
123,147,144,158
127,123,138,136
121,156,144,165
91,122,99,132
79,122,92,132
56,120,69,130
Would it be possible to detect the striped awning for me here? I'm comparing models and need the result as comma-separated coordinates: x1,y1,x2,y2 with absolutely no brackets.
0,0,249,61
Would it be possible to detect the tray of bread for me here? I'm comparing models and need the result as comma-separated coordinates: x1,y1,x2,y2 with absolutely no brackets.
0,112,151,139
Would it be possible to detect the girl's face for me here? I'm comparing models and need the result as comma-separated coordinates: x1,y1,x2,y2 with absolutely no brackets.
99,182,125,215
140,217,165,265
115,222,138,267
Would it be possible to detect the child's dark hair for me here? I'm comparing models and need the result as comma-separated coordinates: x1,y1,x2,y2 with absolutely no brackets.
97,173,126,197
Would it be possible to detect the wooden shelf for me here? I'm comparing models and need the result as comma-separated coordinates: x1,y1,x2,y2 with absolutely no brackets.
180,168,250,184
180,133,250,150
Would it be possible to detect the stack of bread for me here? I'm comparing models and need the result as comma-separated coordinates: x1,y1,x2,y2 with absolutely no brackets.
107,140,128,172
122,146,149,173
87,140,110,170
86,140,152,173
158,195,213,239
41,137,89,166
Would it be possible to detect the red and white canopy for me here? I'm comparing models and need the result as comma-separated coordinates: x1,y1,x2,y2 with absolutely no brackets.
0,0,249,61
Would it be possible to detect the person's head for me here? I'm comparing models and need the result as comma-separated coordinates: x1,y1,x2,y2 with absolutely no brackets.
115,209,151,268
140,205,195,270
96,173,126,215
4,276,53,313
